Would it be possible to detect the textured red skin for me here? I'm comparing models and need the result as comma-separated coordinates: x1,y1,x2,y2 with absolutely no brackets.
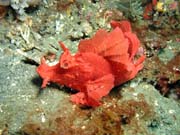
37,42,114,107
79,20,145,85
37,20,145,107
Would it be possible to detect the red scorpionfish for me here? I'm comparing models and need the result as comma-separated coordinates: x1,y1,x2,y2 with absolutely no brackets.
37,20,145,107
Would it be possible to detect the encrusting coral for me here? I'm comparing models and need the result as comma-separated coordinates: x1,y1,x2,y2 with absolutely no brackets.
37,20,145,107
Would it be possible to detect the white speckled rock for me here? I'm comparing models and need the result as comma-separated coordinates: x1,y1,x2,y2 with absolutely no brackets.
8,0,41,20
0,0,41,6
26,0,41,6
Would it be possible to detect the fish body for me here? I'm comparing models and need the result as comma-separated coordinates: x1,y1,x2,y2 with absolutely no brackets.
37,21,145,107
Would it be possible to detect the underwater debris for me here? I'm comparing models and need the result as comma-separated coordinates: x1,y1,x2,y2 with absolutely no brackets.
19,24,30,44
0,0,41,20
0,0,10,6
56,0,76,12
143,0,180,29
142,38,180,99
11,0,41,20
143,0,157,19
20,98,154,135
104,0,143,21
101,9,124,22
89,100,153,135
6,23,36,51
155,53,180,98
0,5,7,19
37,20,145,107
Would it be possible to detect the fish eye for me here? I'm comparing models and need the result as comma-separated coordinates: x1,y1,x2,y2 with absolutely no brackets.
61,60,70,69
